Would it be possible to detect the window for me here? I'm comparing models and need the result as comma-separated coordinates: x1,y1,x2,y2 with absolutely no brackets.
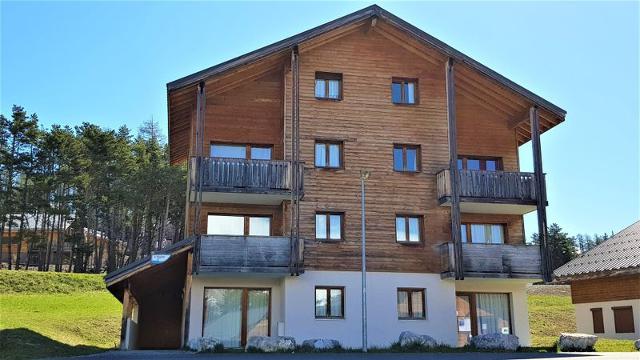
315,287,344,318
316,212,343,241
397,288,425,319
211,143,272,160
457,156,502,171
391,78,417,104
207,215,271,236
315,72,342,100
315,141,342,169
393,144,420,172
591,308,604,333
612,306,635,333
461,223,505,244
396,215,422,243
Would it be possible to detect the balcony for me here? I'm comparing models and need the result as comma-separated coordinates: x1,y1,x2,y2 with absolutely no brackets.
194,235,303,274
190,157,303,205
439,242,541,279
436,169,539,214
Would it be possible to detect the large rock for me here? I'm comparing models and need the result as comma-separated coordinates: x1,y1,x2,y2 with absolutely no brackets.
558,333,598,352
470,333,519,351
634,339,640,351
246,336,296,352
187,337,223,352
301,338,341,350
398,331,437,348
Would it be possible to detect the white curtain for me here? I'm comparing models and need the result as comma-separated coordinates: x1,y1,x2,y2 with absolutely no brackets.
315,79,325,97
203,289,243,348
397,291,409,318
328,80,340,98
476,293,511,335
247,290,269,338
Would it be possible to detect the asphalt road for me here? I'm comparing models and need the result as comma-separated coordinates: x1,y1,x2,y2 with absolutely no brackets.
56,350,640,360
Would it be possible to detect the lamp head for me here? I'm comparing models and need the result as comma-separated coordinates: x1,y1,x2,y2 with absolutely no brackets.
360,170,371,180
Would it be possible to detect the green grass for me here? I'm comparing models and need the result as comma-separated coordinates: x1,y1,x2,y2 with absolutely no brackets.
528,293,636,352
0,271,121,360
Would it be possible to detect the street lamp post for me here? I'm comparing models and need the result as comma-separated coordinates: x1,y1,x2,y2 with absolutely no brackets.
360,170,370,353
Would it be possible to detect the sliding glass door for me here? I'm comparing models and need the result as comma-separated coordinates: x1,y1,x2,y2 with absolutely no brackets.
456,292,512,346
203,288,270,348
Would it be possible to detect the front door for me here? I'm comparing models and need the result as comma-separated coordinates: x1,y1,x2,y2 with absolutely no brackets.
456,292,512,346
203,288,270,347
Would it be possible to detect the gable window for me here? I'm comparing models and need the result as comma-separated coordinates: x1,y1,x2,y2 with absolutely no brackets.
315,286,344,318
612,306,635,333
315,141,342,169
392,78,417,104
207,215,271,236
393,144,420,172
397,288,426,319
211,143,273,160
396,215,422,243
315,72,342,100
591,308,604,334
457,156,502,171
316,212,343,241
460,223,505,244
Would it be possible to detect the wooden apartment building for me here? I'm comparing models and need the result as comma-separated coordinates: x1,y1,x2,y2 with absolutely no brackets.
106,5,566,350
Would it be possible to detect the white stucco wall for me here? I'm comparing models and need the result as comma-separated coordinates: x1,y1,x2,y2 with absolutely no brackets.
188,274,285,342
454,278,533,346
282,271,458,348
575,299,640,340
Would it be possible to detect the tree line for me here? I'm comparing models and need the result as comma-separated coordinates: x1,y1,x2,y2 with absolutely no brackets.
0,105,186,273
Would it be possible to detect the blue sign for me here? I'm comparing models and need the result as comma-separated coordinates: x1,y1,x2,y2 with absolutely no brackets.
151,254,171,265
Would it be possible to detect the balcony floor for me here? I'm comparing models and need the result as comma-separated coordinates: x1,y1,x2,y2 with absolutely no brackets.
439,196,537,215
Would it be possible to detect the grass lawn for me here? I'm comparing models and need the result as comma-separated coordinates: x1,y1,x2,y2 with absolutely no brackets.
528,291,637,352
0,271,121,360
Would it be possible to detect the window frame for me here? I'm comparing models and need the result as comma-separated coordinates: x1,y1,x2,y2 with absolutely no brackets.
612,306,635,333
391,77,419,105
397,288,426,320
395,214,424,244
315,72,343,101
207,213,272,236
457,155,503,171
393,144,421,172
211,142,274,160
315,211,344,241
314,140,344,169
314,286,345,319
460,222,507,244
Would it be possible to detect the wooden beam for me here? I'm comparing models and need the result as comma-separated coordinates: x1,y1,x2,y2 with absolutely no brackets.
181,251,193,348
446,58,464,280
456,73,524,115
456,84,516,119
120,284,132,350
530,106,552,282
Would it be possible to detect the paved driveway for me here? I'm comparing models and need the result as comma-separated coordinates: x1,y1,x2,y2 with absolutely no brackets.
58,350,639,360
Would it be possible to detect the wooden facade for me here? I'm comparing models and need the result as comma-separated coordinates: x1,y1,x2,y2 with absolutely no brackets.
570,274,640,304
167,6,564,279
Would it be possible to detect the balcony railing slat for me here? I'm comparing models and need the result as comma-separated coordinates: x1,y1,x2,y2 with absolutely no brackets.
198,235,291,271
437,169,537,202
440,242,541,277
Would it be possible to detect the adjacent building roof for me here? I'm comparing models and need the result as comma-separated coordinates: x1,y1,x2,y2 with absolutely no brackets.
166,4,566,118
554,220,640,280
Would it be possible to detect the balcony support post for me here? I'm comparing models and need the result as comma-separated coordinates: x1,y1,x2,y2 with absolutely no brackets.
446,58,464,280
530,106,552,282
192,81,206,236
289,46,301,275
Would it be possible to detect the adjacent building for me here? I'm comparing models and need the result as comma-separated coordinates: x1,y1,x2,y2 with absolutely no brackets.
554,220,640,340
105,5,566,350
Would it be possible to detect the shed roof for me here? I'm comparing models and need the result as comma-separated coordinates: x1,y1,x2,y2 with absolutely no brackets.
166,4,566,118
554,220,640,280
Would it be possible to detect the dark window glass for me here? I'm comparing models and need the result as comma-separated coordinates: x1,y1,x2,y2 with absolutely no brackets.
315,141,342,168
467,159,480,170
393,145,420,172
397,289,425,319
391,83,403,103
392,78,417,104
315,287,344,318
250,147,272,160
457,159,463,170
486,160,497,171
458,156,502,171
393,148,404,171
211,144,246,159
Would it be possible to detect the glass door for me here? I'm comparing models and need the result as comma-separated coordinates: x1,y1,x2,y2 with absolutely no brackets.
456,295,473,346
247,290,270,339
456,292,512,346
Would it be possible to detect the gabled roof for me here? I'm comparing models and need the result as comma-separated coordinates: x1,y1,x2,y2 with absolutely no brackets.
554,220,640,280
166,4,566,119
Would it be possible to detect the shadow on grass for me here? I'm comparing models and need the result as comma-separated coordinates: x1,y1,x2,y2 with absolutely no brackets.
0,328,111,360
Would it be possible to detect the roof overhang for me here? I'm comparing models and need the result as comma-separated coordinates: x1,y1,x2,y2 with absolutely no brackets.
553,266,640,284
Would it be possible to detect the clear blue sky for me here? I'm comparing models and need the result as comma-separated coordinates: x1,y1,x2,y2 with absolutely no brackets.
2,1,638,237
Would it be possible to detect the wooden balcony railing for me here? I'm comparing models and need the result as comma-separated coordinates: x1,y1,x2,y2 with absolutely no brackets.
190,157,303,194
440,242,541,278
194,235,302,274
436,169,537,203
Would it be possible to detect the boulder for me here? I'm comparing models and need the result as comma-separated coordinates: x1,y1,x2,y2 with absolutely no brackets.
246,336,296,352
558,333,597,352
301,338,341,350
470,333,519,351
187,337,223,352
634,339,640,351
398,331,437,348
